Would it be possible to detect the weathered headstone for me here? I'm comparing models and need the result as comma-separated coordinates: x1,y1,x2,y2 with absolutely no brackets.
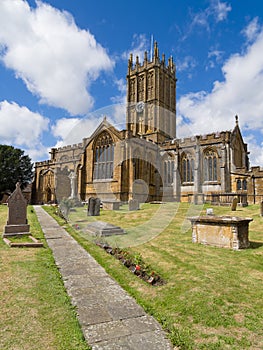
102,201,120,210
193,193,204,205
128,199,140,211
231,197,238,211
87,197,100,216
3,183,30,237
88,197,95,216
260,201,263,217
132,179,148,203
94,198,101,216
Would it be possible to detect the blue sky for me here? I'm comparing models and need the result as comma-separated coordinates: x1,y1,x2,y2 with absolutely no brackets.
0,0,263,166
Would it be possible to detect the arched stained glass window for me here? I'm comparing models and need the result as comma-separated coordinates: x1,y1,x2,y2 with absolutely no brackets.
203,149,218,182
243,179,247,190
181,154,194,183
164,160,174,185
93,131,114,180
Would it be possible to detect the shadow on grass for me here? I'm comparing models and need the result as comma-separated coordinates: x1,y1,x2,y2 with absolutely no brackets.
248,241,263,249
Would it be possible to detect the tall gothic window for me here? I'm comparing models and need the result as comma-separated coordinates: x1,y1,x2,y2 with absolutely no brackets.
243,179,247,190
203,149,218,182
147,72,154,100
93,132,114,180
164,160,174,186
138,75,144,101
182,154,194,183
237,179,242,190
129,79,136,102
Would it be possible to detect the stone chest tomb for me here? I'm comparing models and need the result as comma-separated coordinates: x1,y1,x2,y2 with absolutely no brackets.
188,215,252,250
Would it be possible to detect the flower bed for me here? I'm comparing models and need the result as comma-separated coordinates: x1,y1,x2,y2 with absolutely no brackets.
96,242,165,286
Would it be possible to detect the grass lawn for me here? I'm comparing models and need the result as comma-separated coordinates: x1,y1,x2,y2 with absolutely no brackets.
46,202,263,349
0,205,90,350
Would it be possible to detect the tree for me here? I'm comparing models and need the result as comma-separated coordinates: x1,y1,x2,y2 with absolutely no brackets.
0,145,33,197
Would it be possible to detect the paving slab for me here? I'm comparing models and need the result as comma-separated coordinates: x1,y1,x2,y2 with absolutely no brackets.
34,206,173,350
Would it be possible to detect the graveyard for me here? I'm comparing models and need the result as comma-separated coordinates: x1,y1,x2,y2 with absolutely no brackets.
1,201,262,349
0,204,89,350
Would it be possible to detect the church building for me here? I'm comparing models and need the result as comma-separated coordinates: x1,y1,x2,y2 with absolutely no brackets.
33,42,261,205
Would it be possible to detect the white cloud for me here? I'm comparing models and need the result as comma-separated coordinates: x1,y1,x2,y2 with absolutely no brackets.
0,100,49,147
177,56,197,72
206,49,224,70
51,117,80,139
192,11,209,30
0,0,114,116
244,135,263,166
122,34,149,63
242,17,261,43
190,0,231,32
26,145,51,163
177,26,263,165
211,0,231,23
51,101,130,148
0,100,49,162
52,115,101,147
111,78,126,104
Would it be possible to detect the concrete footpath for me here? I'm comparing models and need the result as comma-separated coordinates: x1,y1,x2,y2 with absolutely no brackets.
34,206,174,350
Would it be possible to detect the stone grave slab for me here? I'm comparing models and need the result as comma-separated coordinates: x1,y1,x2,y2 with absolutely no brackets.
86,221,125,236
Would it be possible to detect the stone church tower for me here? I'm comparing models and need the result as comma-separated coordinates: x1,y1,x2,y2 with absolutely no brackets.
32,42,258,205
126,42,176,143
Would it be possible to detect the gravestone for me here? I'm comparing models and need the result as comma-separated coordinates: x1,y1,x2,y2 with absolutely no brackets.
260,201,263,217
3,183,30,237
193,193,204,205
231,197,238,211
128,199,140,211
132,179,148,203
87,197,100,216
86,221,125,236
94,198,101,216
103,201,121,210
87,197,95,216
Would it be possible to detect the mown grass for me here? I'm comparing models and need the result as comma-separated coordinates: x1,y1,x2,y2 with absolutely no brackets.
0,205,90,350
46,202,263,349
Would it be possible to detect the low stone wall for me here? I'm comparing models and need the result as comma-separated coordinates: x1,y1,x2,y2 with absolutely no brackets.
188,216,252,250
